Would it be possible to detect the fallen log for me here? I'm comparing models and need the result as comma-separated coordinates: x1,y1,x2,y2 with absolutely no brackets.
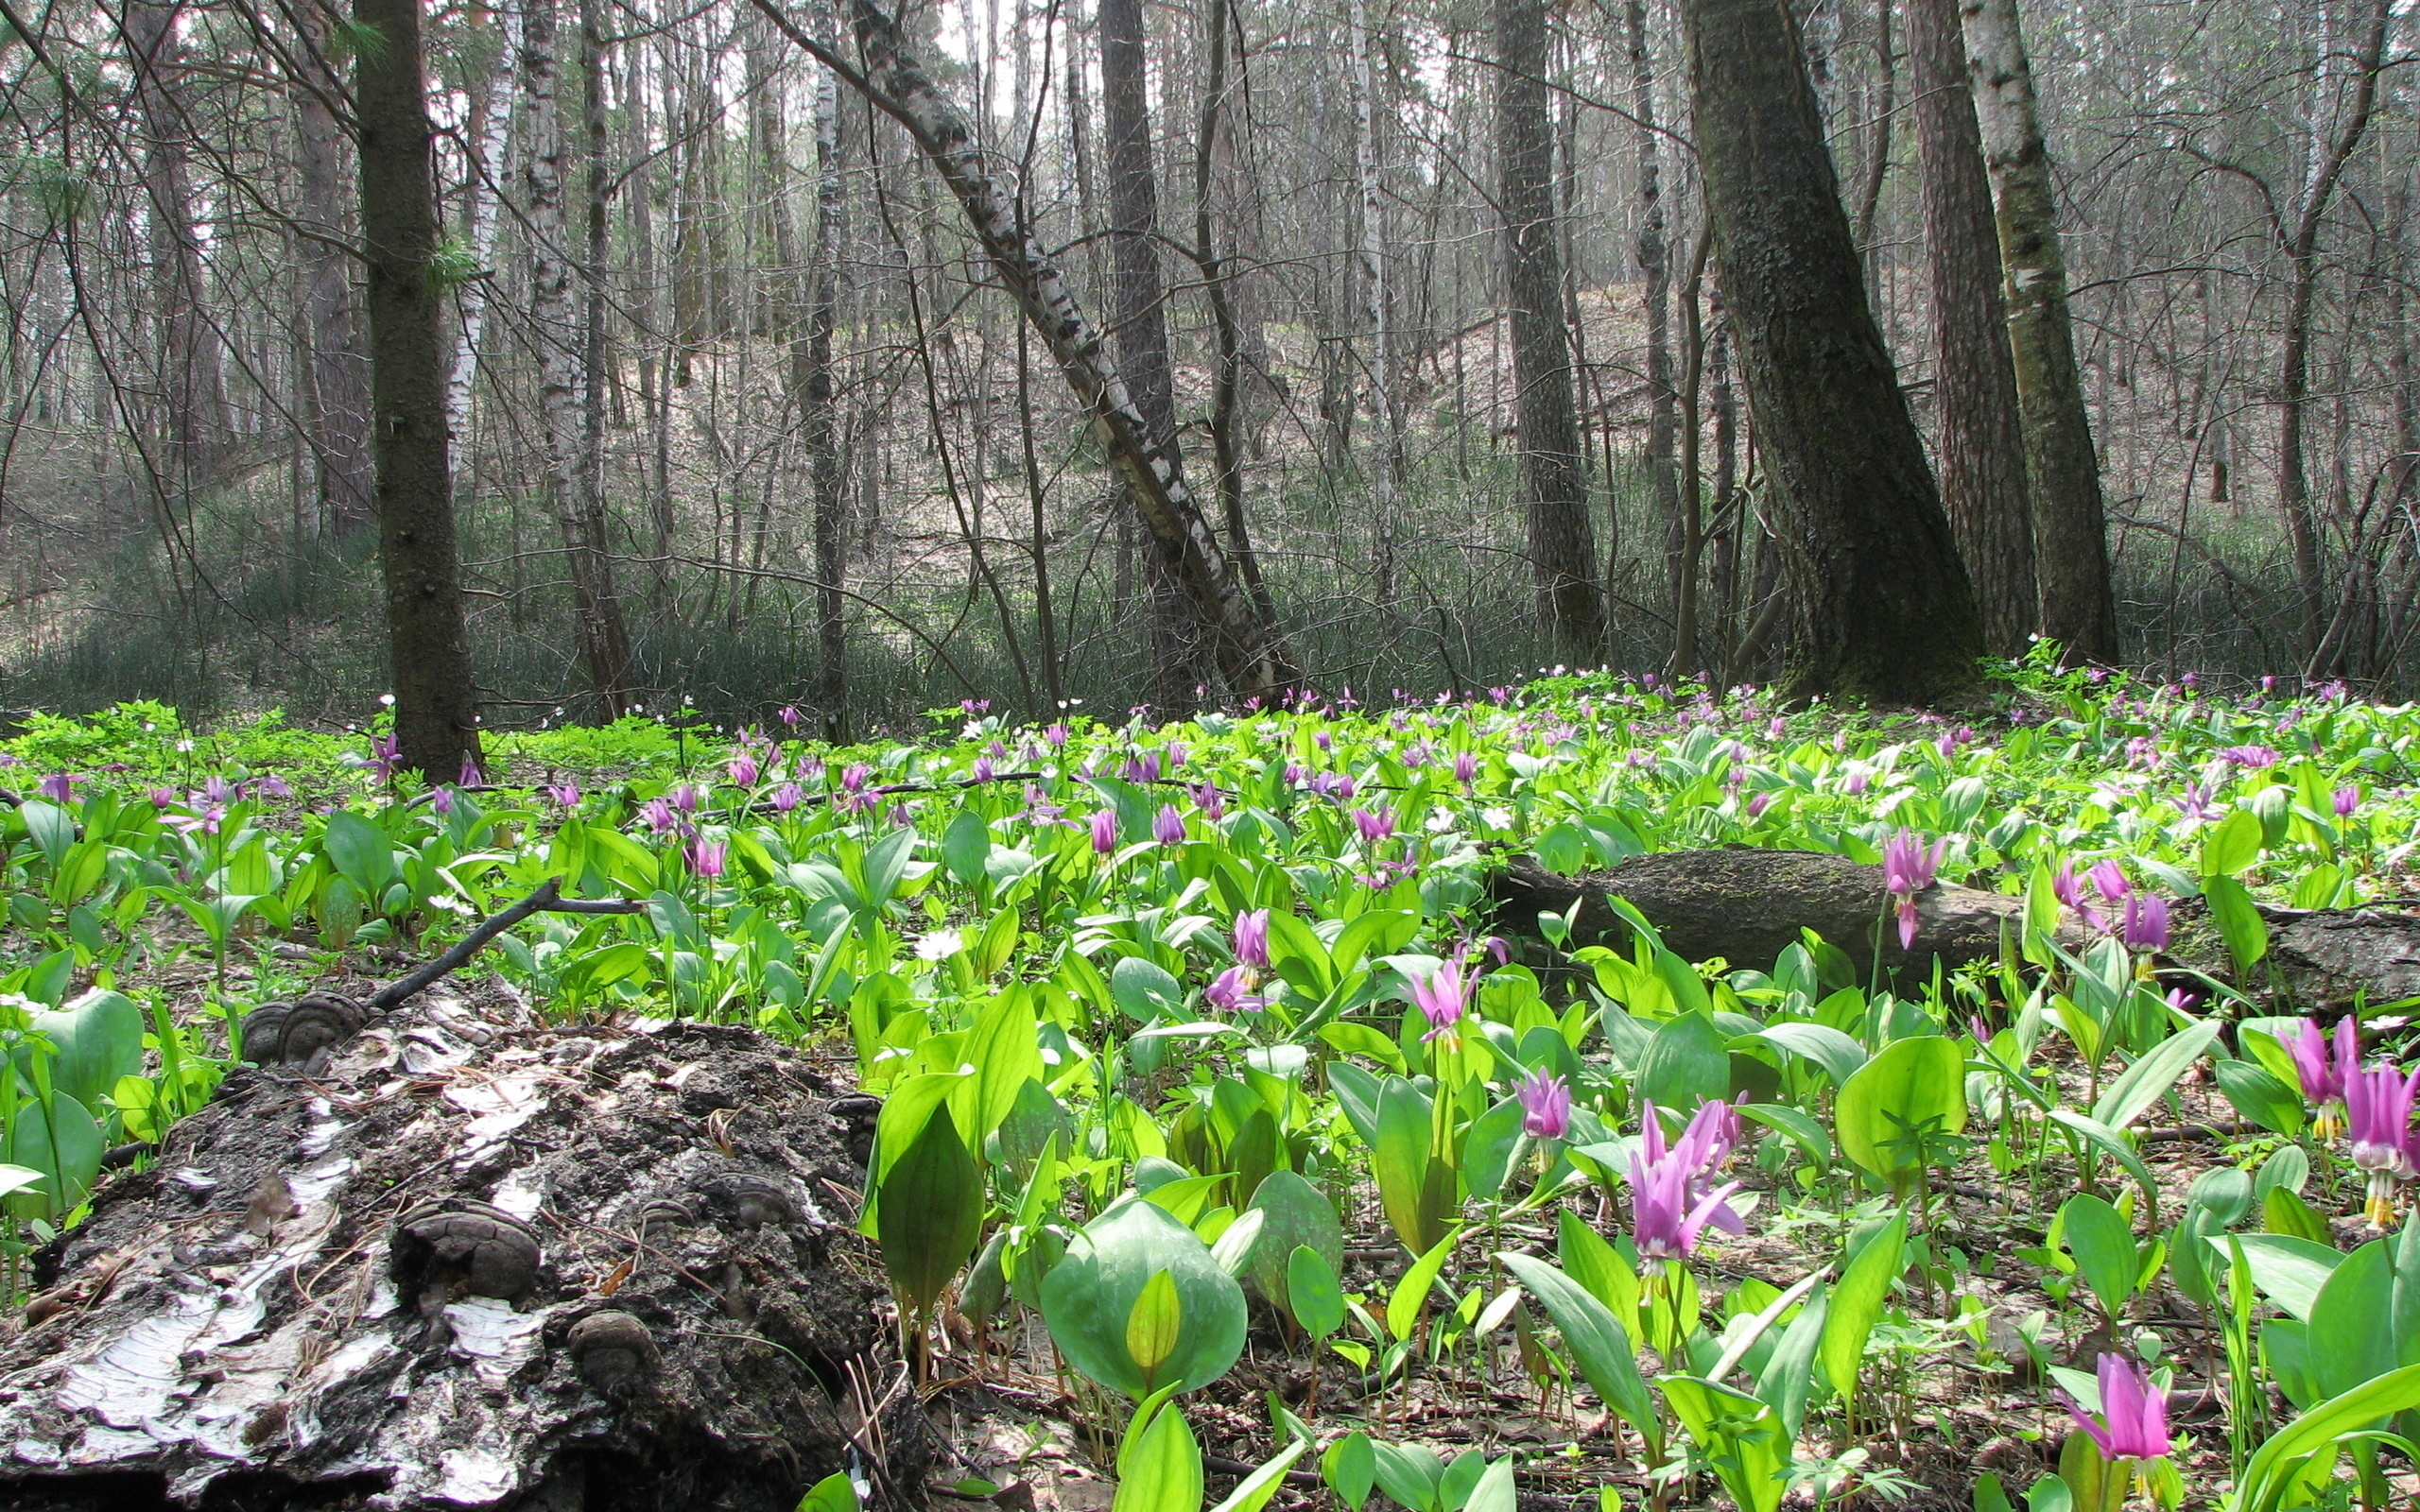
1490,848,2420,1010
0,987,930,1511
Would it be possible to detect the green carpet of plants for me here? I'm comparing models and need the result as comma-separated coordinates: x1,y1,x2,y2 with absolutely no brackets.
5,659,2420,1511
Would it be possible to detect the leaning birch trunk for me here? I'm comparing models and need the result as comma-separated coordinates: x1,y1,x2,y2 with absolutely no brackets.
1347,0,1400,610
521,0,633,715
449,2,519,467
1960,0,2118,663
748,0,1303,704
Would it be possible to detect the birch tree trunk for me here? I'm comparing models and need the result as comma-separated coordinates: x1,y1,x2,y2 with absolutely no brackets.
1960,0,2117,662
356,0,484,776
521,0,633,713
1909,0,2034,654
1348,0,1400,609
1496,0,1602,662
803,58,852,740
750,0,1301,703
1683,0,1986,704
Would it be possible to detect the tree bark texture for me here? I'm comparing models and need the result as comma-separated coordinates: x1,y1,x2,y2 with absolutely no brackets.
1627,0,1683,646
1683,0,1987,705
1098,0,1206,712
522,0,634,717
1960,0,2118,662
749,0,1302,704
1348,0,1400,608
292,1,376,535
357,0,484,777
123,0,231,487
1909,0,2035,655
1495,0,1602,663
804,59,852,741
448,3,519,466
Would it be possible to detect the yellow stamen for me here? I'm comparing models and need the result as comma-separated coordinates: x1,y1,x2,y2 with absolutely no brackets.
2367,1190,2398,1228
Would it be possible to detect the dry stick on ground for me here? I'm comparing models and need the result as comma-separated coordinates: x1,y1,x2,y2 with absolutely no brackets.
367,876,645,1013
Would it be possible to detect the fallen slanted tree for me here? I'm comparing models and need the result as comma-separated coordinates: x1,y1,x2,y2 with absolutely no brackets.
0,984,923,1512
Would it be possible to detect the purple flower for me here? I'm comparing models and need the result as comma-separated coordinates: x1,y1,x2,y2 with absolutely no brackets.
1046,724,1071,749
2347,1058,2420,1226
669,782,701,814
2120,893,2169,953
779,705,802,729
165,804,226,836
1626,1100,1746,1263
36,772,81,804
639,798,679,834
973,756,995,782
1843,765,1870,797
841,764,871,795
2219,745,2280,769
2059,1355,2173,1463
1882,831,1946,951
1191,782,1225,821
770,782,804,813
1516,1069,1571,1140
1408,953,1478,1043
1090,809,1119,855
685,838,727,879
1352,807,1394,845
1453,751,1478,788
1283,762,1305,788
2291,1018,2355,1137
1152,805,1186,846
2087,861,2129,905
545,781,582,808
1206,965,1266,1015
1234,909,1271,970
1745,792,1772,820
147,785,177,808
2176,782,2216,821
727,753,761,787
459,757,484,788
201,775,234,806
1124,752,1163,784
2335,785,2360,820
365,735,400,784
431,785,456,816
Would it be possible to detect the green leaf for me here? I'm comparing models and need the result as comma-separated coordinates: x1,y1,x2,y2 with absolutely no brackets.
1322,1433,1376,1512
796,1469,861,1512
2204,876,2271,971
875,1104,983,1321
2059,1194,2139,1319
1247,1171,1343,1314
1821,1212,1906,1409
24,988,147,1112
2089,1021,2220,1131
2,1091,106,1223
942,810,993,884
2236,1365,2420,1512
1659,1376,1790,1512
1043,1198,1249,1399
2214,1058,2306,1137
2265,1186,2333,1244
1638,1010,1730,1112
2307,1241,2398,1400
1556,1207,1641,1333
1835,1037,1966,1191
1752,1022,1868,1087
2046,1110,2164,1221
321,810,395,897
1127,1270,1184,1378
966,991,1045,1140
1388,1228,1461,1343
1207,1435,1314,1512
1287,1245,1346,1340
1497,1252,1656,1444
1756,1284,1828,1441
1113,1395,1204,1512
2224,1233,2344,1321
2200,808,2263,878
1112,956,1186,1022
1373,1075,1445,1254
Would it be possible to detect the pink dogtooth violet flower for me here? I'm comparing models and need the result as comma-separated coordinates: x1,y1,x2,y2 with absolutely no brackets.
460,757,484,788
685,838,727,879
1233,909,1271,970
2290,1018,2356,1139
2088,860,2131,904
2335,785,2360,820
1515,1068,1571,1141
778,705,802,729
545,781,582,808
2059,1354,2174,1464
1090,809,1119,856
1626,1099,1746,1263
1205,964,1267,1016
770,782,804,813
2119,893,2169,953
640,798,679,834
1353,807,1394,845
1152,805,1187,846
430,786,456,817
1408,951,1480,1044
1882,831,1946,951
2345,1057,2420,1228
1453,751,1479,787
727,752,760,787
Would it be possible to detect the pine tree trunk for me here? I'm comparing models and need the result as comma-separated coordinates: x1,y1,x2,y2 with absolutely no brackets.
1683,0,1986,704
292,2,376,534
124,0,230,487
1960,0,2117,662
1497,0,1601,662
522,0,633,716
1909,0,2034,654
356,0,484,776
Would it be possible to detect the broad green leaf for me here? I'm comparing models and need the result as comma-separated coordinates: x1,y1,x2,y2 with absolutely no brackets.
1127,1270,1184,1378
2089,1021,2220,1131
1753,1022,1868,1088
2059,1194,2138,1319
1388,1228,1461,1343
1112,1395,1203,1512
1287,1246,1346,1341
1835,1037,1965,1191
1322,1434,1376,1512
942,810,993,884
321,810,395,896
2204,876,2271,971
1638,1010,1730,1112
1207,1435,1314,1512
2236,1365,2420,1512
2224,1233,2345,1321
1497,1252,1656,1443
875,1104,983,1321
1659,1375,1789,1512
2214,1058,2306,1137
1821,1212,1906,1408
1247,1171,1342,1313
1043,1198,1248,1399
2200,808,2263,878
797,1469,861,1512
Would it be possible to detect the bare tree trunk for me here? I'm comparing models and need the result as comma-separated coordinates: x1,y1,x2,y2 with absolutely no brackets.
1348,0,1400,609
803,54,852,739
522,0,632,714
1497,0,1601,662
1098,0,1205,712
123,0,230,487
1961,0,2117,662
356,0,484,776
751,0,1301,702
579,0,631,699
1852,0,1894,261
1626,0,1681,651
449,1,517,467
292,1,376,534
1909,0,2033,653
1683,0,1986,704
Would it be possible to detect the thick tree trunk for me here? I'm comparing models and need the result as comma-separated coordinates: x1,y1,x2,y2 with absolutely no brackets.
1909,0,2034,654
357,0,484,778
124,0,231,487
1960,0,2117,662
750,0,1301,703
522,0,634,717
292,3,377,535
1496,0,1601,663
1682,0,1986,705
1098,0,1205,712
